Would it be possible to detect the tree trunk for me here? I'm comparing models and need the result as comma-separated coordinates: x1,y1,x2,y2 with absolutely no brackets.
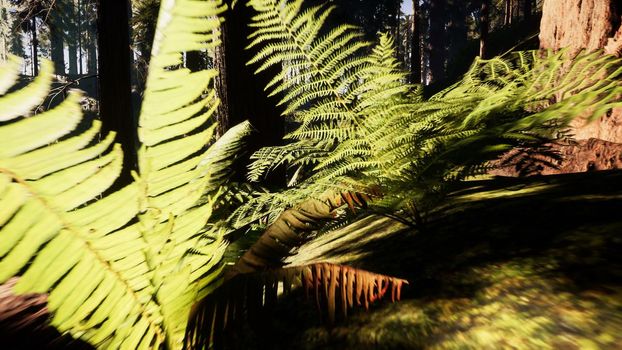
86,9,97,75
96,0,135,187
504,0,512,26
540,0,621,53
77,0,83,75
480,0,490,58
540,0,622,142
427,0,446,85
395,6,401,58
537,0,622,172
446,0,467,60
213,44,229,138
523,0,532,19
67,2,78,75
218,1,285,186
30,17,38,76
410,0,421,83
49,13,65,75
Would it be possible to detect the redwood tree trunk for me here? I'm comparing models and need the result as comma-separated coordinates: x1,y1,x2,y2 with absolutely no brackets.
504,0,518,26
540,0,621,53
218,1,285,185
30,17,38,76
427,0,446,85
49,13,65,75
537,0,622,172
480,0,490,58
410,0,421,84
67,2,78,75
96,0,135,187
446,0,467,60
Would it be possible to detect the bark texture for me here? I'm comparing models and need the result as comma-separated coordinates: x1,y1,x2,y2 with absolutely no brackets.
539,0,620,53
491,139,622,176
535,0,622,174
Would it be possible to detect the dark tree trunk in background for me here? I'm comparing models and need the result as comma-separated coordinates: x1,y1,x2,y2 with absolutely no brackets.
67,2,78,75
540,0,621,54
86,18,97,74
217,1,285,186
395,6,401,57
446,0,467,59
30,17,38,76
480,0,490,58
214,45,229,138
97,0,136,187
49,14,65,75
410,0,421,83
427,0,445,84
523,0,532,19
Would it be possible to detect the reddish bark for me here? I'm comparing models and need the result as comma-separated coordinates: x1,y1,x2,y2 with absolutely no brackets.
534,0,622,173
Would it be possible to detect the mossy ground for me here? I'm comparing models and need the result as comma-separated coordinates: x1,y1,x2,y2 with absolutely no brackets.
237,171,622,349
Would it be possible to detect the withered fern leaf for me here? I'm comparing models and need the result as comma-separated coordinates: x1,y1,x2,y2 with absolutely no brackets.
184,263,407,349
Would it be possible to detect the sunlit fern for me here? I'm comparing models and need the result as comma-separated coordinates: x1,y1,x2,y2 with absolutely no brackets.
186,189,406,349
0,0,255,348
236,0,622,226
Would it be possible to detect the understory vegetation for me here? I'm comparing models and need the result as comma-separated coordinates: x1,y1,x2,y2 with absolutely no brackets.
1,0,621,349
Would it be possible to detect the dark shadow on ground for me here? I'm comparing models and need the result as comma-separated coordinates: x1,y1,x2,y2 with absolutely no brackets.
232,171,622,350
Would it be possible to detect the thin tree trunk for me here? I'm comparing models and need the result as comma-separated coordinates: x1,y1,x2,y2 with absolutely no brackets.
405,15,411,70
504,0,511,26
410,0,421,83
96,0,135,187
395,7,401,58
480,0,490,58
214,44,229,138
77,0,83,74
428,0,445,84
31,17,38,76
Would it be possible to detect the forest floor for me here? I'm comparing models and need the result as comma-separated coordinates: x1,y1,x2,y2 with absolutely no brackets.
238,170,622,350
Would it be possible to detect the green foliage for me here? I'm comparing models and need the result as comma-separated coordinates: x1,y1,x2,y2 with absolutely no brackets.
235,0,622,226
186,189,404,349
0,0,255,348
3,0,622,348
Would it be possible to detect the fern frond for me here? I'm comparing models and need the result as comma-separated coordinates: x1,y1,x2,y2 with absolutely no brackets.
0,57,159,348
187,186,402,349
134,0,232,346
0,0,242,348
